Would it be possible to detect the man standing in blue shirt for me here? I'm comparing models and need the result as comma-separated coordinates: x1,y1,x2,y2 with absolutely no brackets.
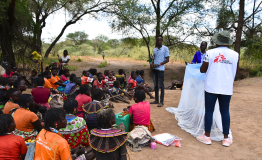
150,35,170,107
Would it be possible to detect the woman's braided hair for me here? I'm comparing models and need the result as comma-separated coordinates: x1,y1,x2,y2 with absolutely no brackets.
0,114,13,135
44,108,66,130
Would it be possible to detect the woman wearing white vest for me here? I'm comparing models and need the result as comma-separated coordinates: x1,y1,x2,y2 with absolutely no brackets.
197,31,239,147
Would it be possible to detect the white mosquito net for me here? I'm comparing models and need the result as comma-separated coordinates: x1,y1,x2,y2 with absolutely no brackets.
166,63,232,141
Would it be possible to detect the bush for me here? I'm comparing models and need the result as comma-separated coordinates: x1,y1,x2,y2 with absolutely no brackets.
98,60,108,68
77,58,82,62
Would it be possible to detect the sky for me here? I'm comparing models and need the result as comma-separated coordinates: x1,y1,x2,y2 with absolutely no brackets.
41,11,124,43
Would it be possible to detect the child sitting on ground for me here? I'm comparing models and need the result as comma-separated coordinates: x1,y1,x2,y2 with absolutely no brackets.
128,71,155,99
81,70,93,86
29,70,38,86
49,67,66,89
57,69,70,92
93,72,117,102
103,70,109,80
128,90,155,132
111,80,132,104
82,89,109,131
89,68,97,79
89,108,128,160
115,69,126,88
105,71,116,88
60,69,70,81
64,73,76,94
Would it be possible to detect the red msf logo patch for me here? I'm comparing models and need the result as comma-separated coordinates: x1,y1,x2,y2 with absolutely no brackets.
214,53,226,63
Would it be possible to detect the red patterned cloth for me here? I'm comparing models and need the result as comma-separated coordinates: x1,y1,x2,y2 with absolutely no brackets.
59,114,89,149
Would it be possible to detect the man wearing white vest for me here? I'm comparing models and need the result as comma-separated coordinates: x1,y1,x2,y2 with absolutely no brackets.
197,31,239,147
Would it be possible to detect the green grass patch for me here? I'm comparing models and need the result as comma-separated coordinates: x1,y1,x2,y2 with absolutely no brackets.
69,65,79,71
98,60,108,68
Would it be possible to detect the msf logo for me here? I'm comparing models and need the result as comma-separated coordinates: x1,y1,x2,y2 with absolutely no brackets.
214,53,226,63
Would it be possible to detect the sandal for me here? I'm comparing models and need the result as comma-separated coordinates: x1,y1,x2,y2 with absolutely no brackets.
157,103,164,107
150,101,159,104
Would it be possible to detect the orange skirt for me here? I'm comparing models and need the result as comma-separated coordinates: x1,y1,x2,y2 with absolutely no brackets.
129,120,155,132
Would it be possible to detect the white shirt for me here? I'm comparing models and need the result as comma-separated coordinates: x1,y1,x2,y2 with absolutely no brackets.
201,52,206,63
61,55,70,65
204,47,239,95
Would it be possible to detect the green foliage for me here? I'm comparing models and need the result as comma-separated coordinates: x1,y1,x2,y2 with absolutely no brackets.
92,34,109,54
98,60,108,68
76,58,83,62
66,31,89,45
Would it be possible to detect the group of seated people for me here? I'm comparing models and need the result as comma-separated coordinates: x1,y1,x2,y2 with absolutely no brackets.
0,63,156,160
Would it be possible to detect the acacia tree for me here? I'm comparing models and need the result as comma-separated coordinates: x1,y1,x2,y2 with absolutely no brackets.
26,0,69,47
92,34,109,54
44,0,113,57
197,0,262,54
66,31,89,45
109,0,204,58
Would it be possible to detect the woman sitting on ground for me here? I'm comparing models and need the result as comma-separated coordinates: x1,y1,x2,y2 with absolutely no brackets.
68,77,82,99
89,108,128,160
59,98,91,149
3,88,21,114
34,108,72,160
31,77,51,109
12,94,42,140
0,114,27,160
128,90,155,132
128,71,155,99
65,73,76,94
13,78,27,93
82,89,109,131
75,84,92,118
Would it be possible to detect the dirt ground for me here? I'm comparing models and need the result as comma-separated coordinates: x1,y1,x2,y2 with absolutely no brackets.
27,56,262,159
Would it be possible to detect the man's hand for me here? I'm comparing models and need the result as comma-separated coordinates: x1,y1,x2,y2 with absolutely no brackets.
150,64,159,68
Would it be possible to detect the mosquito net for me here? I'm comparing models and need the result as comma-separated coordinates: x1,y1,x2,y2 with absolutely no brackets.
166,63,232,141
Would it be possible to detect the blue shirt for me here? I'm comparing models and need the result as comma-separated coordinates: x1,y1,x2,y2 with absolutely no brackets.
136,76,144,84
152,45,170,71
64,82,75,94
192,51,206,64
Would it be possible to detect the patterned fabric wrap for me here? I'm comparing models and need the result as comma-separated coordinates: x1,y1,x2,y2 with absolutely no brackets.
25,141,36,160
32,61,42,76
129,120,155,133
59,62,69,70
60,116,89,149
82,101,108,114
76,154,86,160
57,80,69,92
12,128,38,141
89,129,128,153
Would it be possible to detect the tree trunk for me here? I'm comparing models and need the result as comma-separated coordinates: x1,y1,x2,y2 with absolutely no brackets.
155,0,161,38
0,0,17,67
45,22,74,57
234,0,245,54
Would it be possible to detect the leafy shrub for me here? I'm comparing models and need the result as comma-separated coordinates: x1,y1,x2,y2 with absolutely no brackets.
98,60,108,68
